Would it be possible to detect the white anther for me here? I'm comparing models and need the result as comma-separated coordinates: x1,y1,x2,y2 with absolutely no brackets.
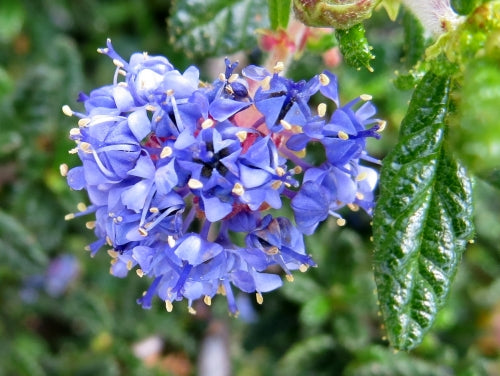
112,59,124,68
165,300,173,312
62,105,73,117
160,146,173,158
336,218,346,227
317,103,327,117
319,73,330,86
188,178,203,190
236,131,247,142
280,119,292,131
201,118,214,129
59,163,69,177
360,94,372,101
232,182,244,196
204,295,212,306
273,61,285,73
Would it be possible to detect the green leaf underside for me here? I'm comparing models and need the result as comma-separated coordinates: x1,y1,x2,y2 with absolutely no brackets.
268,0,291,30
373,71,474,350
169,0,269,57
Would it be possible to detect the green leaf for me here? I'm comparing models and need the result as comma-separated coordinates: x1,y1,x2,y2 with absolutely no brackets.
345,345,452,376
0,210,47,274
268,0,291,30
168,0,269,58
451,57,500,178
335,23,375,72
373,71,474,350
0,0,25,43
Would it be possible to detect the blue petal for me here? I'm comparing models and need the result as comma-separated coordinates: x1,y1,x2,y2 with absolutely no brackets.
174,234,223,266
291,181,330,235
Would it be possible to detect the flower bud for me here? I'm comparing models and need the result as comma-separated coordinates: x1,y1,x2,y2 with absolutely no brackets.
292,0,379,29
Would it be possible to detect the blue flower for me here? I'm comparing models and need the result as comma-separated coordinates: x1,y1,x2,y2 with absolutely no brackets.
63,39,384,315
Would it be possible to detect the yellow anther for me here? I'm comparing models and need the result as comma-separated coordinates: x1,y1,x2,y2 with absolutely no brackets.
149,207,159,214
110,259,117,266
336,218,346,227
64,213,75,221
118,69,127,76
79,142,92,153
165,300,173,312
204,295,212,306
299,264,309,272
280,119,292,130
217,284,226,296
317,103,327,117
291,125,302,133
225,85,234,95
69,128,81,137
468,239,475,244
273,61,285,73
136,269,144,277
293,166,303,174
138,227,148,237
228,73,239,83
360,94,372,101
218,73,226,81
85,221,96,230
356,192,365,200
113,216,123,223
62,105,73,117
78,118,91,127
236,130,248,142
295,149,306,158
107,249,119,258
319,73,330,86
126,260,133,270
256,292,264,305
106,236,113,246
188,178,203,190
97,47,108,54
112,58,124,68
201,118,214,129
68,147,78,154
166,89,175,96
77,202,87,212
232,182,245,196
167,235,176,248
377,120,386,132
286,274,294,282
276,166,286,177
265,246,279,255
118,81,128,87
145,104,157,112
261,76,271,91
160,146,173,158
188,306,197,315
356,172,368,181
347,203,359,212
338,131,349,140
271,180,283,190
59,163,69,177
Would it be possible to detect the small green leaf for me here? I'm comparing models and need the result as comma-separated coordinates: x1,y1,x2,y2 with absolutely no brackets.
269,0,291,30
335,23,375,71
373,71,474,350
451,57,500,177
169,0,269,57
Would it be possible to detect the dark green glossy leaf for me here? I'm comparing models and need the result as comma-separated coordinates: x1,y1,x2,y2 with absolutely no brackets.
269,0,291,30
169,0,269,57
373,71,474,350
335,23,374,71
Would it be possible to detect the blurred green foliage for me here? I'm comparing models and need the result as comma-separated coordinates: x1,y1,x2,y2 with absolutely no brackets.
0,0,499,375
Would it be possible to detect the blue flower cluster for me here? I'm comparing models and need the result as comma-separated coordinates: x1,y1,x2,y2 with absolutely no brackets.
62,39,383,314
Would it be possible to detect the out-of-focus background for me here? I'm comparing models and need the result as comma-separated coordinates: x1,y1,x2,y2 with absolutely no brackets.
1,1,499,375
